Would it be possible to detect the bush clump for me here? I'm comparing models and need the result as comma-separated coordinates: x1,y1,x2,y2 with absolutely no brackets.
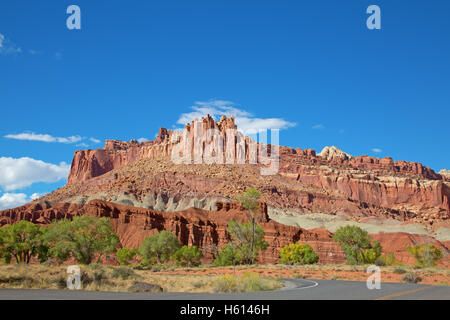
172,245,203,267
111,266,136,280
408,244,442,268
375,253,396,266
333,226,382,265
139,231,181,265
402,272,422,284
393,267,407,274
116,248,137,266
279,243,319,265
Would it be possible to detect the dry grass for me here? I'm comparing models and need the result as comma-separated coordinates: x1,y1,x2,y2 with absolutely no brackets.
0,264,286,293
213,272,283,293
152,263,450,286
0,264,220,293
0,263,447,292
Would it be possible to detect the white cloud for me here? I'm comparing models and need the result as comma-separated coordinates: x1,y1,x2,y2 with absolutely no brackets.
177,100,296,134
76,143,89,148
30,192,46,200
0,34,22,55
0,193,28,210
312,124,325,130
0,191,47,210
5,132,82,144
0,157,70,191
4,132,101,147
372,148,382,153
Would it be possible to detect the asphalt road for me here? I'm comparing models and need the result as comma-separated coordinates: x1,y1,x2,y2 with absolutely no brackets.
0,279,449,300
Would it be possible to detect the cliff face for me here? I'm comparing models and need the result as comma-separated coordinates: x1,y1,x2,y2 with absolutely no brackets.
65,115,449,226
3,114,449,266
1,200,448,265
0,199,345,264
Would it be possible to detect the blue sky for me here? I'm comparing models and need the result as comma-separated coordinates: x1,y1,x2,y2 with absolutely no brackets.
0,0,449,209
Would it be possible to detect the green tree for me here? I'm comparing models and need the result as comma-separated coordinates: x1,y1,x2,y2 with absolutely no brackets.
333,225,381,265
139,230,181,264
362,240,382,264
116,248,138,266
172,245,203,266
0,221,48,264
214,243,239,266
279,243,319,264
408,244,442,267
226,220,268,264
45,215,119,265
237,188,262,260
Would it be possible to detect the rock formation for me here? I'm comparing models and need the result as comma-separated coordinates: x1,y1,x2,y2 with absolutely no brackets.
318,146,353,161
2,199,448,265
1,115,449,265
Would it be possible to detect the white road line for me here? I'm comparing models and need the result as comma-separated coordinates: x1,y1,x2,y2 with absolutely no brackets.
283,279,319,291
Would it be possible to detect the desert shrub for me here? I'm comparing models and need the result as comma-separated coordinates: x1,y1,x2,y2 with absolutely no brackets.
41,259,58,267
407,244,442,268
172,245,203,266
213,272,282,293
279,243,319,265
333,226,382,265
150,265,162,272
0,221,48,264
403,272,422,284
374,256,385,266
81,271,93,286
45,216,119,265
117,248,137,266
386,252,396,266
213,274,239,293
239,272,274,292
376,252,396,266
111,266,135,280
55,275,67,289
394,267,407,274
93,270,108,283
139,231,181,264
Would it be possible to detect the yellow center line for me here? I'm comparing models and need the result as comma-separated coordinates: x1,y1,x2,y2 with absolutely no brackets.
374,286,433,300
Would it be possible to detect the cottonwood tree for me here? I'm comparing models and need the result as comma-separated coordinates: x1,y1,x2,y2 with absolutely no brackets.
333,225,382,265
45,215,119,265
139,230,181,264
0,221,48,264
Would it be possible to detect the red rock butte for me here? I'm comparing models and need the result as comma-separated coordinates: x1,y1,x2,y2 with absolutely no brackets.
1,115,449,265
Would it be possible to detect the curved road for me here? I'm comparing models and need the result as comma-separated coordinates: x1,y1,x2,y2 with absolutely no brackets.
0,279,449,300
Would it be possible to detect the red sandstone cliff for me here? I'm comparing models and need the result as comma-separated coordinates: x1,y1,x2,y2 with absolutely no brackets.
2,115,449,266
2,199,447,265
63,115,449,227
